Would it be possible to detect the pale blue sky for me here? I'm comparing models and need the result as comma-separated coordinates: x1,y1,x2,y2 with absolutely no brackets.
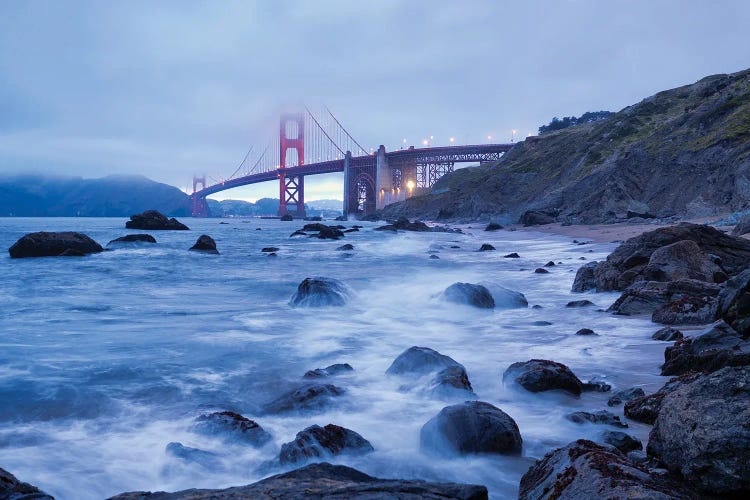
1,1,749,201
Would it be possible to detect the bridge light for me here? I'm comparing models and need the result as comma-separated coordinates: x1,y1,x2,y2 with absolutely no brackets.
423,139,429,146
487,135,493,142
449,137,455,143
406,180,415,191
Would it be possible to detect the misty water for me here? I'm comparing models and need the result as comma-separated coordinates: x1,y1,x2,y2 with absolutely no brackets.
0,217,670,499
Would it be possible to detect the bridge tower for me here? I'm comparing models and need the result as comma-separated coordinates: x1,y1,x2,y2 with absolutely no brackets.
278,112,306,217
191,175,208,217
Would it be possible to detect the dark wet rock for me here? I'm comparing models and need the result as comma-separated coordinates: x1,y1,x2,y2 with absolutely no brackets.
289,230,307,237
607,279,720,318
374,224,397,232
302,223,330,232
478,243,495,251
429,254,440,259
192,411,271,446
430,366,475,397
110,462,488,499
575,328,597,336
304,216,323,221
267,252,277,257
544,261,555,267
126,210,189,230
279,424,373,465
343,227,359,233
376,217,433,232
576,224,750,292
386,346,462,376
304,363,353,379
334,215,347,221
623,374,702,425
519,209,556,226
335,244,353,251
262,246,280,252
566,410,627,428
627,210,656,219
533,268,549,274
566,299,594,308
0,467,54,499
420,401,522,456
504,252,520,258
485,222,503,231
280,213,293,221
652,294,720,325
600,431,643,453
652,326,683,341
717,268,750,336
607,387,645,406
263,383,345,414
189,235,218,254
731,214,750,236
479,282,528,309
519,439,695,500
304,225,344,240
532,320,553,326
289,277,351,307
571,261,599,292
581,380,611,392
503,359,583,396
661,320,750,376
647,366,750,495
107,234,156,245
165,442,220,468
9,231,103,258
442,282,495,309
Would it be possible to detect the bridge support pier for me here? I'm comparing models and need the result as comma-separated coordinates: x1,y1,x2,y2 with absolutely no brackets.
342,151,351,218
191,175,209,217
279,173,305,217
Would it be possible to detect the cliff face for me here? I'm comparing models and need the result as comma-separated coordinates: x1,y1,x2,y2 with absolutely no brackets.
382,69,750,223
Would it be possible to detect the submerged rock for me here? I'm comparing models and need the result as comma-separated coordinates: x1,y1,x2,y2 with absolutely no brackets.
575,328,597,336
126,210,189,230
534,268,549,274
303,363,353,379
165,442,220,468
336,244,354,251
478,243,496,251
9,231,103,258
262,246,280,252
263,383,345,414
107,234,156,245
192,411,271,446
652,326,683,341
279,424,374,464
189,235,219,254
648,366,750,496
430,366,475,397
420,401,522,456
280,214,293,221
0,467,53,499
386,346,462,376
607,387,645,406
519,439,694,500
566,299,594,308
503,359,583,396
478,282,528,309
442,282,495,309
565,410,627,428
289,277,352,307
110,462,488,499
504,252,520,258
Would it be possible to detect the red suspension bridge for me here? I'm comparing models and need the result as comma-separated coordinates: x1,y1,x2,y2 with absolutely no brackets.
190,108,514,217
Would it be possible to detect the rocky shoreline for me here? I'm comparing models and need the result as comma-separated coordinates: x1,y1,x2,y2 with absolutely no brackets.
3,216,749,498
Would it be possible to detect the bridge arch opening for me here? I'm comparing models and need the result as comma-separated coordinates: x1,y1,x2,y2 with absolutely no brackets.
353,172,376,214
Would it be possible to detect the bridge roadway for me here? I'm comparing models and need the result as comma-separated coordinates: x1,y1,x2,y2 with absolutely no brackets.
191,143,514,201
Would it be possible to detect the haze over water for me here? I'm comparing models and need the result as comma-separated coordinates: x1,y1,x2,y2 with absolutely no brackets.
0,218,668,498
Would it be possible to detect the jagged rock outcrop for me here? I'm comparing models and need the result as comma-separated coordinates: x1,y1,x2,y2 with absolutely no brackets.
110,462,488,499
191,411,271,446
9,231,104,258
289,277,352,307
189,235,219,254
107,234,156,245
661,320,750,376
126,210,189,230
279,424,373,464
263,383,345,414
0,467,54,499
607,279,720,322
304,363,353,379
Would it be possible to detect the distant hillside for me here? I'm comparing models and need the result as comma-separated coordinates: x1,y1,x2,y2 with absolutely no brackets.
0,174,190,217
206,198,280,217
382,68,750,223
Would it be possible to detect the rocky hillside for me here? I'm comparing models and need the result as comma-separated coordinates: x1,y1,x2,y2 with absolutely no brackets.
382,68,750,223
0,174,190,217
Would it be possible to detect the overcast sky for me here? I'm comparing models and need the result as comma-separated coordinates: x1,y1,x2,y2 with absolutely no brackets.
1,1,749,201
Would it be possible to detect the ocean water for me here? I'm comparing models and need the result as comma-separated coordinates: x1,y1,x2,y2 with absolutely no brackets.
0,217,670,499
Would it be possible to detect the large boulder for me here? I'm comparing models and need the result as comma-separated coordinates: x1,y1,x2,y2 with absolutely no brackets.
441,283,495,309
263,383,345,414
647,366,750,495
192,411,271,446
607,279,720,321
503,359,583,396
599,430,643,454
303,363,353,379
126,210,189,230
623,373,702,425
430,366,475,397
479,282,528,309
661,320,750,376
107,234,156,245
386,346,474,396
279,424,374,464
519,210,556,226
717,268,750,336
0,467,54,499
641,240,726,283
289,277,352,307
565,410,627,428
420,401,522,456
9,231,103,258
189,235,219,254
574,223,750,292
519,439,693,500
571,261,598,292
110,462,488,499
